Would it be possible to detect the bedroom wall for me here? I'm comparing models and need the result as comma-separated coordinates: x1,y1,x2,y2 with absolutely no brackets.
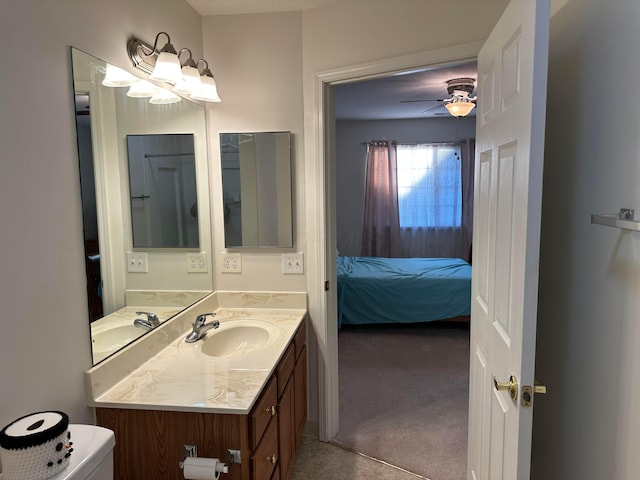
532,1,640,478
335,116,476,255
0,0,202,452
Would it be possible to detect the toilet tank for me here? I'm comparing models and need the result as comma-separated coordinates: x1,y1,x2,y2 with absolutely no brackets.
51,424,115,480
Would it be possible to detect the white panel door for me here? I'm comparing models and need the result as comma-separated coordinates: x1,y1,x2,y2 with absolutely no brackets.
467,1,549,479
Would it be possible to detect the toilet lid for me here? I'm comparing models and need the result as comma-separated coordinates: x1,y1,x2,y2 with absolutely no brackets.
49,425,115,480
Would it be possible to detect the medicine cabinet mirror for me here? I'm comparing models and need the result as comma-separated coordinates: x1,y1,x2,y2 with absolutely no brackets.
220,132,293,248
126,133,199,249
70,47,212,365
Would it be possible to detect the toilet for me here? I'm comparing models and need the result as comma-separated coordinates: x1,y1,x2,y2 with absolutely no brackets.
50,424,115,480
1,412,114,480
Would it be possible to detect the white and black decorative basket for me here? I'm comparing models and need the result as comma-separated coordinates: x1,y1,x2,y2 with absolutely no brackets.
0,411,73,480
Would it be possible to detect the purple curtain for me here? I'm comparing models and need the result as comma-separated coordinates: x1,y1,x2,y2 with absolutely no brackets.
361,141,402,257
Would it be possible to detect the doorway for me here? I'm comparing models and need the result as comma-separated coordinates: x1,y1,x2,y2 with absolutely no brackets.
327,62,476,478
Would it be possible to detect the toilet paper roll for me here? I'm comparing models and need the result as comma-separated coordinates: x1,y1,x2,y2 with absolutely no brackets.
182,457,222,480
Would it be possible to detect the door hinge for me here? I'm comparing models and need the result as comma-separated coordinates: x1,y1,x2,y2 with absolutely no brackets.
324,280,330,291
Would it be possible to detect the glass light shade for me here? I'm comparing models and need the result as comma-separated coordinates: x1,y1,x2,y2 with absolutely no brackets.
149,89,181,104
190,75,222,102
173,65,201,94
102,64,137,87
127,80,160,98
445,100,476,117
149,51,182,84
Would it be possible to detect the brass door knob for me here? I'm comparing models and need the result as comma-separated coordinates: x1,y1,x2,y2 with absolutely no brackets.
265,405,276,416
267,454,277,464
494,375,518,401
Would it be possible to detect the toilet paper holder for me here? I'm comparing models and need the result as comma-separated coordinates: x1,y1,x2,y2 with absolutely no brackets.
179,444,234,470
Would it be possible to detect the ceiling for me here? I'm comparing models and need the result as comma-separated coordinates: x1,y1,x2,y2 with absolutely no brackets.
185,0,338,15
184,0,477,120
334,61,477,120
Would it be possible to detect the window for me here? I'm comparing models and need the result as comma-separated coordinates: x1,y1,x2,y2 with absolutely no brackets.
396,143,462,228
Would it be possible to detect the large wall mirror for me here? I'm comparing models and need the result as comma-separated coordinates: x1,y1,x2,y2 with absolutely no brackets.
70,47,213,364
220,132,293,248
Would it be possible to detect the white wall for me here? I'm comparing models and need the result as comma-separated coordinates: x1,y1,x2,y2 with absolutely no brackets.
335,117,476,255
201,12,306,294
532,1,640,478
0,0,202,439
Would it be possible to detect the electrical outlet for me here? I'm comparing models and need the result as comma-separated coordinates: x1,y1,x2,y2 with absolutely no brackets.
187,252,208,273
221,252,242,273
282,252,304,274
127,252,148,273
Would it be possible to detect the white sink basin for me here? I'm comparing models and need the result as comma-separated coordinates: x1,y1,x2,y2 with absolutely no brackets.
92,325,146,361
200,320,279,358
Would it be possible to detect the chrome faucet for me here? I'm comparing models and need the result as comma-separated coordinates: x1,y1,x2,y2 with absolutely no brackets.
133,311,160,330
185,313,219,343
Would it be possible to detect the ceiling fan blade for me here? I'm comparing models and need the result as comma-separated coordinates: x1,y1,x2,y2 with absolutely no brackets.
422,103,446,114
400,98,444,104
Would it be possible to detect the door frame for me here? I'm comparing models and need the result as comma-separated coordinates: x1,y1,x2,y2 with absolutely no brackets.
308,40,484,441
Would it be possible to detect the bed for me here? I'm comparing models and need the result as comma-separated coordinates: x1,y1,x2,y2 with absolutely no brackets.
337,256,472,328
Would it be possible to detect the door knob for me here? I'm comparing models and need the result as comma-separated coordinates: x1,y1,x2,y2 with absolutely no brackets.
494,375,518,401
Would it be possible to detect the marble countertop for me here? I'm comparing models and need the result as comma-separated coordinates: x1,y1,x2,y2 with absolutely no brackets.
86,293,306,415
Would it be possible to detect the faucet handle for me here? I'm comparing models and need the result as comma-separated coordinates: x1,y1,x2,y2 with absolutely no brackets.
194,312,216,326
136,311,159,324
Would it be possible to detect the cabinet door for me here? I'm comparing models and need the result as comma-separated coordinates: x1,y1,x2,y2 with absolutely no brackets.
294,345,307,449
278,375,295,480
251,417,279,480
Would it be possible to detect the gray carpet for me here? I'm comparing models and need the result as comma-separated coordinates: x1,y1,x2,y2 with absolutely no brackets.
334,321,470,480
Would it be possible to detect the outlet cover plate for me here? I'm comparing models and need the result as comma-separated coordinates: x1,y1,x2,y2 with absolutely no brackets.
127,252,148,273
187,252,208,273
282,252,304,274
221,252,242,273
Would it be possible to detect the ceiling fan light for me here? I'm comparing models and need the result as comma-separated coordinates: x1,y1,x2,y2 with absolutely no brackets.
445,100,475,118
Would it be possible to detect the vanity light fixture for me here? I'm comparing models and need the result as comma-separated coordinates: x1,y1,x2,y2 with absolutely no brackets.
101,64,137,87
127,33,222,103
144,32,182,84
190,59,222,103
149,89,181,104
126,79,160,98
173,48,201,95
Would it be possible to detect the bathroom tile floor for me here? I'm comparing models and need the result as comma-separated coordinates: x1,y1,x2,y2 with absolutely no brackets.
290,436,430,480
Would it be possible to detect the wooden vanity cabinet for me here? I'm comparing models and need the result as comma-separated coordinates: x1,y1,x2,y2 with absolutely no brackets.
95,317,307,480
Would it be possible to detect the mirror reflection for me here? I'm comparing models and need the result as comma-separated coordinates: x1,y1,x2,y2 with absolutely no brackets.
220,132,293,248
71,47,213,365
126,134,199,249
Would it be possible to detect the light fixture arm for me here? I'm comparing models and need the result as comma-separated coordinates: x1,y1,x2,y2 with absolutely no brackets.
196,59,214,78
145,31,177,56
178,48,197,68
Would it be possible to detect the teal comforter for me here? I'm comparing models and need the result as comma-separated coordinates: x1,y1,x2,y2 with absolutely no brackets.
337,256,471,327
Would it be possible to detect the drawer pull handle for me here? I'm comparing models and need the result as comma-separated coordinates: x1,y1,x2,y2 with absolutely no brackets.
265,405,276,416
267,454,277,464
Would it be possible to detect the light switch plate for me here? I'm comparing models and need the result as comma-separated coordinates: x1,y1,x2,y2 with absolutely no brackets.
127,252,148,273
221,252,242,273
282,252,304,274
187,252,208,273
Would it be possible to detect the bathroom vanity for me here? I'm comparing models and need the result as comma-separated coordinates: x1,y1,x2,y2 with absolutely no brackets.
86,292,307,480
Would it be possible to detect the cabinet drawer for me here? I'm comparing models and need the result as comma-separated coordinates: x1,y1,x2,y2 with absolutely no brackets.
251,417,279,480
250,375,278,449
294,319,306,360
277,343,295,399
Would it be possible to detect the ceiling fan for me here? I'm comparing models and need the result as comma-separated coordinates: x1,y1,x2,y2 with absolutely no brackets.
401,77,477,117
